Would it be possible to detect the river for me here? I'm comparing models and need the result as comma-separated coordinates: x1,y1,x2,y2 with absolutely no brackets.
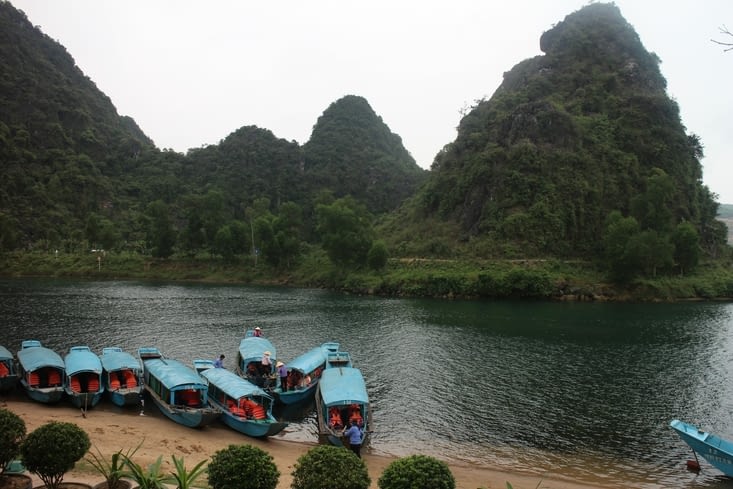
2,278,733,488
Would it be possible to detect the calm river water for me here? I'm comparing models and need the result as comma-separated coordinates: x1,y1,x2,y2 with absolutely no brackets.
2,278,733,488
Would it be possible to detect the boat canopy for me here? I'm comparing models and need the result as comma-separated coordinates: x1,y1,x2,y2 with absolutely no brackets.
239,337,277,363
17,343,64,370
319,367,368,406
201,367,270,399
0,346,12,361
144,358,207,391
287,345,328,374
64,346,102,375
100,347,141,372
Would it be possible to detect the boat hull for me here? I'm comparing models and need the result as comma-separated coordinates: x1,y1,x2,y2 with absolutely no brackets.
68,391,103,409
218,410,288,438
315,366,370,447
671,419,733,477
144,387,220,428
19,382,64,404
276,383,318,405
108,388,143,407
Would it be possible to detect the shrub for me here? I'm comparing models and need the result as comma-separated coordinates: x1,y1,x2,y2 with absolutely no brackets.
367,241,389,270
20,421,91,489
0,408,26,476
291,445,369,489
85,442,141,489
121,454,168,489
378,455,455,489
168,455,207,489
207,444,278,489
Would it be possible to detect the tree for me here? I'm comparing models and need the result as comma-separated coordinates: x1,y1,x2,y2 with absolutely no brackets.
291,445,370,489
378,455,455,489
601,211,641,282
316,196,374,268
20,421,91,489
0,408,26,477
367,240,389,270
145,200,176,258
671,221,701,275
712,25,733,51
207,444,279,489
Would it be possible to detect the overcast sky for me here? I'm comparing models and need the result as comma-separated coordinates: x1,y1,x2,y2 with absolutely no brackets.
9,0,733,203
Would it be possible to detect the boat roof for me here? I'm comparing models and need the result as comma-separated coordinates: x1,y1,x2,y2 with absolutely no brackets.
0,345,12,361
319,367,368,406
201,368,270,399
65,346,102,375
100,348,141,371
17,342,64,370
238,336,277,363
144,357,207,390
286,345,328,373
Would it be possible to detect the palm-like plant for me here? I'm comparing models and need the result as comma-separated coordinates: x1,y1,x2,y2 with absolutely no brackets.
121,455,169,489
86,443,141,489
168,455,207,489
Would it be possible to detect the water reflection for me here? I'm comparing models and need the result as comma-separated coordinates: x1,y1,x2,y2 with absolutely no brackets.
1,279,733,487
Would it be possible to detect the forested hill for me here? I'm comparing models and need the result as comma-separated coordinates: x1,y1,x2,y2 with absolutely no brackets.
385,3,726,264
0,1,425,252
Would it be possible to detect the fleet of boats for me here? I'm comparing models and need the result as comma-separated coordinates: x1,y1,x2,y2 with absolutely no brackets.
1,334,370,448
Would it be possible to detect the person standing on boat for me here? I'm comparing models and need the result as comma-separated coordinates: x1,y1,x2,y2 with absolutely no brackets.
343,419,363,458
261,350,272,375
214,354,225,368
253,326,263,337
277,361,288,392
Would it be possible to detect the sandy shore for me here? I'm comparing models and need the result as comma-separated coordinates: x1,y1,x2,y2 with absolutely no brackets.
2,397,616,489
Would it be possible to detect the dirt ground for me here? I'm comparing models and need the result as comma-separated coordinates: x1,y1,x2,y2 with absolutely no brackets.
2,398,617,489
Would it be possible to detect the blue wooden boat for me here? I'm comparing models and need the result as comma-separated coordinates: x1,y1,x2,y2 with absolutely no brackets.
16,340,65,404
0,345,19,393
100,347,143,407
197,362,288,438
64,346,104,410
272,343,328,405
670,419,733,476
235,329,278,390
315,345,370,446
138,347,220,428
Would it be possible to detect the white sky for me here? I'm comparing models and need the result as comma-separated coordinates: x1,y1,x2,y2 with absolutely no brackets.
9,0,733,203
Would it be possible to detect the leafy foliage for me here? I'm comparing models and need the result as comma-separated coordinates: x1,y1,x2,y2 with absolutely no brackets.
120,454,168,489
85,442,142,489
168,455,207,489
316,197,375,268
378,455,455,489
290,445,370,489
0,408,26,476
207,444,279,489
19,421,91,489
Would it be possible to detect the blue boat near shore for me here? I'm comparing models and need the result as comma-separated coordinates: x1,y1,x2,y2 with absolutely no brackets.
138,347,220,428
315,345,370,446
235,330,278,390
100,347,143,407
0,345,19,393
272,343,328,405
670,419,733,476
64,346,104,410
198,363,288,438
16,340,65,404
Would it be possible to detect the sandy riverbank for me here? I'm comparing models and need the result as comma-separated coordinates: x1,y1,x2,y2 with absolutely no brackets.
2,397,618,489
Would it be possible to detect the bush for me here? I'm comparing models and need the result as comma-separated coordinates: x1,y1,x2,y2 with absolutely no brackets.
0,408,26,476
207,444,278,489
291,445,369,489
378,455,455,489
20,421,91,489
367,241,389,270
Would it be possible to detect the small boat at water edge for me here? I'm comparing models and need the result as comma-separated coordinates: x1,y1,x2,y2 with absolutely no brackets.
670,419,733,476
315,345,370,447
138,347,220,428
64,346,104,410
235,329,278,391
197,362,288,438
16,340,65,404
272,343,328,405
0,345,19,393
100,347,143,407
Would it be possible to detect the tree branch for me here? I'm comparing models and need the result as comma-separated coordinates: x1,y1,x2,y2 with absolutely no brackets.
712,25,733,52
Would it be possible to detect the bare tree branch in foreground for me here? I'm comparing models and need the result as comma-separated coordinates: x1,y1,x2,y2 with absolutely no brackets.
712,25,733,52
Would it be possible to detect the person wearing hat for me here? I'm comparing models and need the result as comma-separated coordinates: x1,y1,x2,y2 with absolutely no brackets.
253,326,263,337
277,361,288,392
260,350,272,375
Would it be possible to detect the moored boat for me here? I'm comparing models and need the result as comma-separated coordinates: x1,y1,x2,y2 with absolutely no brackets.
197,362,288,438
670,419,733,476
272,343,328,405
16,340,65,404
315,345,370,447
0,345,19,393
235,329,278,390
100,347,143,407
64,346,104,410
138,347,220,428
